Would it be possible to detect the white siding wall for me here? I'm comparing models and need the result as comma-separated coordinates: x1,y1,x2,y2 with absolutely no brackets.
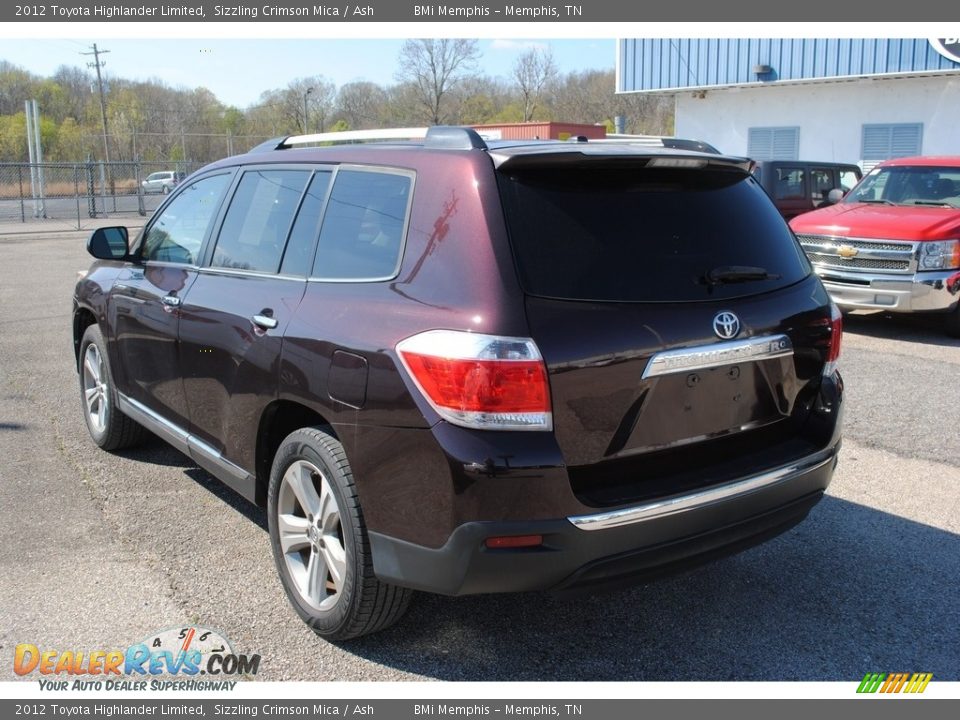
674,75,960,164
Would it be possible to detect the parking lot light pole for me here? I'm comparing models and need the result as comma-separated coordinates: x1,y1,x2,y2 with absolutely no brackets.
303,87,313,133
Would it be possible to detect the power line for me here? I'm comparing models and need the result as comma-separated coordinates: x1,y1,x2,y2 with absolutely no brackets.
80,43,111,163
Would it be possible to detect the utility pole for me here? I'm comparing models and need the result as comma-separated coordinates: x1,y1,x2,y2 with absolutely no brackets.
81,43,111,164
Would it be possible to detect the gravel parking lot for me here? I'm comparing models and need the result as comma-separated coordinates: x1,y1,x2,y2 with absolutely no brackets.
1,230,958,682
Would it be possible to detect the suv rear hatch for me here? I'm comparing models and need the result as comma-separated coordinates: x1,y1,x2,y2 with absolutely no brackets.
495,153,838,507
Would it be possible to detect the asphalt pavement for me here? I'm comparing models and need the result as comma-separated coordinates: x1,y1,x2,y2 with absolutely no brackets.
0,231,957,682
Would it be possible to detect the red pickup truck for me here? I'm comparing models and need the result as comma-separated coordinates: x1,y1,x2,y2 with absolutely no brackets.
790,156,960,336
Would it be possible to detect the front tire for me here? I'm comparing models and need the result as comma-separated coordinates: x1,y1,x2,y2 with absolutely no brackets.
267,427,413,640
78,324,146,450
945,304,960,338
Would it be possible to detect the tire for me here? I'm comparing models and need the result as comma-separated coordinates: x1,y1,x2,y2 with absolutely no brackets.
267,427,413,640
78,324,147,450
945,305,960,338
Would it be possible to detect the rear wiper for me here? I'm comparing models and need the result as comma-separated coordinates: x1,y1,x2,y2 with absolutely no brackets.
704,266,781,286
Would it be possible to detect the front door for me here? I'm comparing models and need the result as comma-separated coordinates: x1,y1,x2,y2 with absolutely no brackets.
111,172,233,429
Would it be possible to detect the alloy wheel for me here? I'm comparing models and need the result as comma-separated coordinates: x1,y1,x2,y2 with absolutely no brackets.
276,460,346,612
82,343,108,433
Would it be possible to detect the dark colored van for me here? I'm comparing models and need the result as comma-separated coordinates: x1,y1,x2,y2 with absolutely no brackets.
73,126,843,640
753,160,862,219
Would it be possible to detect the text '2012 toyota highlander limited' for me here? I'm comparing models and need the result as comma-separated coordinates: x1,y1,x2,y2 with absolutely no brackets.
73,127,843,639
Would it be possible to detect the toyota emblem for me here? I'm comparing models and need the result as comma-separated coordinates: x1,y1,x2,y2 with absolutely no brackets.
713,311,741,340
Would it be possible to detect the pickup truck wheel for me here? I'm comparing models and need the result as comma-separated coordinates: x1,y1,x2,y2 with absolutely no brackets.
79,324,146,450
268,427,413,640
945,305,960,338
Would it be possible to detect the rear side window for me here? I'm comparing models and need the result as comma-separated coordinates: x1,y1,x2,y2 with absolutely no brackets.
312,170,412,281
281,171,332,276
212,169,310,273
774,167,806,200
498,166,810,303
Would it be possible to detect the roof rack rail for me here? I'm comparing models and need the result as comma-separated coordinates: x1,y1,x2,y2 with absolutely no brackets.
248,126,488,153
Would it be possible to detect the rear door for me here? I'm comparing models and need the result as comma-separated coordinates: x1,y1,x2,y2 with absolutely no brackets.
178,166,329,496
770,164,810,218
496,159,835,503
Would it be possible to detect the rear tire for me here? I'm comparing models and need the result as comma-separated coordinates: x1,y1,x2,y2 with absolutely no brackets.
78,324,147,450
267,426,413,640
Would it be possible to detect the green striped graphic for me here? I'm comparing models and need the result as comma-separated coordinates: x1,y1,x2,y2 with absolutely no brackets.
857,672,932,694
857,672,886,693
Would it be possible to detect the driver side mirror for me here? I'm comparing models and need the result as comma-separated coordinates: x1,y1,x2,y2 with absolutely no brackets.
87,226,129,260
825,188,846,205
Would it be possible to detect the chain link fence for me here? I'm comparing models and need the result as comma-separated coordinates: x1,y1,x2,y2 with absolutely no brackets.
0,160,206,232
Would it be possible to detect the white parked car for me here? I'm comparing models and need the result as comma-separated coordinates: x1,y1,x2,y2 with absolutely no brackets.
141,171,183,194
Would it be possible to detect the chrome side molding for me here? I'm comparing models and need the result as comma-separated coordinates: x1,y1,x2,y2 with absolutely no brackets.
117,392,255,501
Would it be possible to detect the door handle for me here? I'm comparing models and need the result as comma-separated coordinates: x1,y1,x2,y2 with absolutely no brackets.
252,314,278,330
161,294,181,307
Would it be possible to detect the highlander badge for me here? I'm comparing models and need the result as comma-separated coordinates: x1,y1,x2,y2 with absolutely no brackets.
713,311,741,340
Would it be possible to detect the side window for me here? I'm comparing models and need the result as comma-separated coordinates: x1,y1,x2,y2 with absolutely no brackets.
212,169,310,273
774,168,805,200
312,170,412,281
280,171,332,276
840,170,860,193
810,169,834,202
141,174,231,265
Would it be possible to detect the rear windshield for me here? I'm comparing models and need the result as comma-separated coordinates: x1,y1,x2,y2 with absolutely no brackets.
497,166,811,303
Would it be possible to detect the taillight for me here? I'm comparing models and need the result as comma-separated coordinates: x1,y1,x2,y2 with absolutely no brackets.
823,303,842,376
396,330,552,431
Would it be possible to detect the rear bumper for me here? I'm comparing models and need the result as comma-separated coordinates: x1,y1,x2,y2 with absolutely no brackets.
369,442,839,596
817,268,960,313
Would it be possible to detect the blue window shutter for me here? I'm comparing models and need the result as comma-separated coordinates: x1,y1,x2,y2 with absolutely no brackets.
862,123,922,161
749,127,799,160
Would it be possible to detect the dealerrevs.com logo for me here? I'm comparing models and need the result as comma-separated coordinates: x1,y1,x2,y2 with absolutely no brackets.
13,627,260,691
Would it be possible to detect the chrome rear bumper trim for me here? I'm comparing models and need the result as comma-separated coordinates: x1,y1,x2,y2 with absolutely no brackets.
567,448,837,531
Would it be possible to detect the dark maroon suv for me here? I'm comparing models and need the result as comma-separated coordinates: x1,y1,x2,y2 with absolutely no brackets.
73,127,843,640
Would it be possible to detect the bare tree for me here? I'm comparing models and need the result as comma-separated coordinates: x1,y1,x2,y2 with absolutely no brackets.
396,39,481,124
302,77,336,133
513,47,557,122
335,81,388,130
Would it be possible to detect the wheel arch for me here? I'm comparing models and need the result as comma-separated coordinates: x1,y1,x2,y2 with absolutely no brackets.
255,399,337,507
73,306,99,371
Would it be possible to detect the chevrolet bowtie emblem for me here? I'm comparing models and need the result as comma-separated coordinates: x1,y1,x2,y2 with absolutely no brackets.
837,245,859,258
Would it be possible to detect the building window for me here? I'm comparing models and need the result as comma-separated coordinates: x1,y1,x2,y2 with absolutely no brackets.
861,124,923,166
748,127,799,161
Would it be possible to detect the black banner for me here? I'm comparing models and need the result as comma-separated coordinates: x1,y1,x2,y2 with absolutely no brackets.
1,700,959,720
2,0,959,22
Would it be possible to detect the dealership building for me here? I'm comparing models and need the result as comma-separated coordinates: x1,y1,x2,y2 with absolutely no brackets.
616,38,960,168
